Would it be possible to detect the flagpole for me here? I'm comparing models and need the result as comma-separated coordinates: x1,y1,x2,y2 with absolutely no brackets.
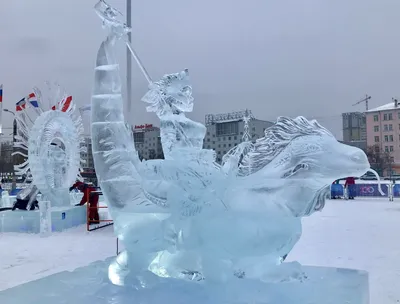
0,84,3,135
126,0,132,113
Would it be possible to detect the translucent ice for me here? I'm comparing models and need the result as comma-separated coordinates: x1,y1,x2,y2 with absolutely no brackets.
39,199,52,237
91,0,372,295
13,84,85,207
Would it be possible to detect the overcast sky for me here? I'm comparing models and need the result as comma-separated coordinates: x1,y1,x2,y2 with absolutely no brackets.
1,0,400,139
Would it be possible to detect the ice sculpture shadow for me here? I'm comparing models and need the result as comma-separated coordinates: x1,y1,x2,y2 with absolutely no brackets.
90,0,378,292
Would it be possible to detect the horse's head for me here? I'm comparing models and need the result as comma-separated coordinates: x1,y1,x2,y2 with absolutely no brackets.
142,69,194,116
239,116,370,216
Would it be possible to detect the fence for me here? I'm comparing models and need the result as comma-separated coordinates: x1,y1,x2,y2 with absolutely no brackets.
330,183,398,200
86,189,114,231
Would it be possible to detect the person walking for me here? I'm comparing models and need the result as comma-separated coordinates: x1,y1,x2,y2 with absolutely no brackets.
344,177,356,200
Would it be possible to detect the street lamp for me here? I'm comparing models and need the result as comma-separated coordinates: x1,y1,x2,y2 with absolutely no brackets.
3,109,16,191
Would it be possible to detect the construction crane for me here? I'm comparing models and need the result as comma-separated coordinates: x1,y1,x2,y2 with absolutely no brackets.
352,94,371,111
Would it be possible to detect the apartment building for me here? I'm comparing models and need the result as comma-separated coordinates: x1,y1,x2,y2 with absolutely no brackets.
80,137,94,169
204,110,274,163
342,112,366,142
132,124,163,160
366,99,400,173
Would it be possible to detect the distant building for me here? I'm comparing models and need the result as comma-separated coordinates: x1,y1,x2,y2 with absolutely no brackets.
132,124,163,160
80,137,97,185
366,98,400,174
80,137,94,169
342,112,366,142
204,110,273,163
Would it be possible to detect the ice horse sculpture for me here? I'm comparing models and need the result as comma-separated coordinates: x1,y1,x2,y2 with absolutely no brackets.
91,0,374,301
13,84,85,207
91,1,376,288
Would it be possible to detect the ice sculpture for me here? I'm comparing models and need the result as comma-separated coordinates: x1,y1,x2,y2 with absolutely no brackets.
91,0,374,290
13,84,85,207
39,199,52,237
221,109,254,175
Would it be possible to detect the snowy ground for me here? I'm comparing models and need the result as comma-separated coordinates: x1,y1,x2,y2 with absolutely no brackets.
0,198,399,303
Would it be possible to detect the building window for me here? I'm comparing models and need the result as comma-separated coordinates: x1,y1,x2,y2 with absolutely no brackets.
223,144,226,147
390,135,394,142
133,132,144,144
384,135,388,142
384,124,388,131
216,121,239,137
384,114,388,120
234,136,237,140
385,146,389,152
390,146,394,152
389,113,393,120
212,141,215,144
207,138,210,142
375,145,380,152
374,115,379,121
228,137,231,140
389,124,393,131
374,126,379,132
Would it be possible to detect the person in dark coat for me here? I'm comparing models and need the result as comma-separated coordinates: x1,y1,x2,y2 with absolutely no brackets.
69,181,100,224
344,177,356,199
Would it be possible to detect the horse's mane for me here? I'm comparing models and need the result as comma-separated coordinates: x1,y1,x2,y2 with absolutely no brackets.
239,116,334,176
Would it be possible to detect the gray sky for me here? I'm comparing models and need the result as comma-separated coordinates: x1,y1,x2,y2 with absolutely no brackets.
1,0,400,139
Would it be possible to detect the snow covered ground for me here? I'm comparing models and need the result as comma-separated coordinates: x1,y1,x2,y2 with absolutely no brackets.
0,198,399,303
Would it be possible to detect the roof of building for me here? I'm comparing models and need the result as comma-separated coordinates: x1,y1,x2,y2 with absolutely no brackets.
367,102,400,113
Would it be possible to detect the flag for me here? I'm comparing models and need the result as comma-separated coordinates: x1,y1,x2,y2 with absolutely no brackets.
52,95,72,112
27,92,39,108
16,98,26,111
0,84,3,103
61,95,72,112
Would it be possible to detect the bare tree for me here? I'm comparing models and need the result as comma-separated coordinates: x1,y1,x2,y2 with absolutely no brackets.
366,145,392,176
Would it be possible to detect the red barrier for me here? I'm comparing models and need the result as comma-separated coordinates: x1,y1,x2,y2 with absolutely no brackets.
86,190,113,231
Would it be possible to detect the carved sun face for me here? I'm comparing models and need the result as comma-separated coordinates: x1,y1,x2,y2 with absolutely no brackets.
13,85,85,201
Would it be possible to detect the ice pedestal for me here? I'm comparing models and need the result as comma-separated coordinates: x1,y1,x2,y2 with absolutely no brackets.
0,205,86,233
0,258,369,304
39,200,52,237
1,191,11,207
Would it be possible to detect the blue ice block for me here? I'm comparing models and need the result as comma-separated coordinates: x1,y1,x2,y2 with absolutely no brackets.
0,205,86,233
0,258,369,304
